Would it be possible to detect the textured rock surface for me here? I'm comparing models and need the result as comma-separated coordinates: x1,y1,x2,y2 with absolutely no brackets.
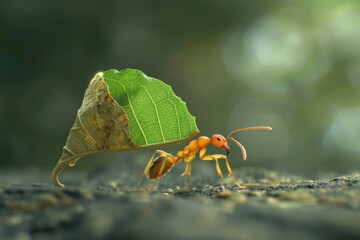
1,159,360,240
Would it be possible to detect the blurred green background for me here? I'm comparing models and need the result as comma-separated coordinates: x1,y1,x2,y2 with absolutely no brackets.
1,0,360,178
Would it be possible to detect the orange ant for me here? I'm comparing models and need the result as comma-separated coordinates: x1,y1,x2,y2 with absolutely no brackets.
134,126,272,190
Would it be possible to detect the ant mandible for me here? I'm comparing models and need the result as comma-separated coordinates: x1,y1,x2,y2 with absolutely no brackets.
134,126,272,190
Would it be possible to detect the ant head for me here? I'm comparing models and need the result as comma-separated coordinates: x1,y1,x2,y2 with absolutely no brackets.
211,134,230,155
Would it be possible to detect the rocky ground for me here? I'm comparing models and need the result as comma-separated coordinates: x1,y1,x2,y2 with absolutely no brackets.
1,158,360,240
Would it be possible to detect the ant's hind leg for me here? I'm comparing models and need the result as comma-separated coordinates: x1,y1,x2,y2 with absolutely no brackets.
150,179,160,192
132,150,169,191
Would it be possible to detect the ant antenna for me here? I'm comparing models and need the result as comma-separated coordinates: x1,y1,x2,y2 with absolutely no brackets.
225,126,272,139
225,126,272,161
228,137,247,160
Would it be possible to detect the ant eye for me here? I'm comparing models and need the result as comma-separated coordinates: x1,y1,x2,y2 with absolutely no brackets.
216,137,221,141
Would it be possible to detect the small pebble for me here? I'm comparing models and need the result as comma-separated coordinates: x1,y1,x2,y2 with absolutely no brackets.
217,191,232,198
107,181,118,190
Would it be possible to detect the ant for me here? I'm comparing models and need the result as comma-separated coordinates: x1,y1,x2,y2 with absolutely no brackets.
134,126,272,191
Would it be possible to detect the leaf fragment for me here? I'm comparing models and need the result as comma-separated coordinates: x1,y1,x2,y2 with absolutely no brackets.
52,69,199,188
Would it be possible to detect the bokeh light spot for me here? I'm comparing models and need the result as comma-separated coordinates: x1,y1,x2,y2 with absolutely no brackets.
222,13,332,94
324,107,360,155
320,3,360,57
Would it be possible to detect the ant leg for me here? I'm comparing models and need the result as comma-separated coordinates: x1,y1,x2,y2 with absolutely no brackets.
214,158,226,191
181,162,190,177
188,162,192,176
151,180,160,192
181,155,195,176
224,157,246,189
198,148,226,191
210,154,246,190
133,150,169,190
184,162,193,190
182,155,195,191
183,163,190,190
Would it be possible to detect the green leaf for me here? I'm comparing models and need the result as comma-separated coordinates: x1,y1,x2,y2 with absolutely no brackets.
103,68,199,146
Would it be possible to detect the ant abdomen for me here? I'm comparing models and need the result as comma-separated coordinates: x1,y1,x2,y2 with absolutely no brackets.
148,154,175,180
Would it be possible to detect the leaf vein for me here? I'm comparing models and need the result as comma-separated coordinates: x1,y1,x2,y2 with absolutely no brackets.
111,79,149,145
141,84,166,142
168,98,181,139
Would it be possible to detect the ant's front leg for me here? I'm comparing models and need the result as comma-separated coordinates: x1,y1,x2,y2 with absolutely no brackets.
208,154,246,190
199,148,246,190
198,148,226,191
